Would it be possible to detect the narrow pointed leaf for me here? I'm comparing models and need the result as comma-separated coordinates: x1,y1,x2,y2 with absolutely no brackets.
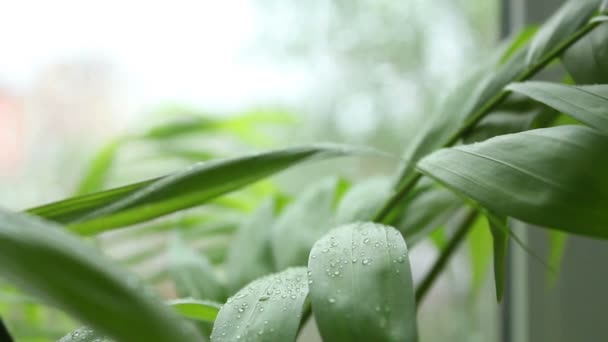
271,178,346,270
0,209,202,342
169,299,221,322
75,139,124,195
487,213,509,301
466,214,492,297
418,125,608,239
547,231,568,285
210,267,309,342
225,200,277,294
508,82,608,134
308,222,417,342
28,145,359,235
526,0,600,67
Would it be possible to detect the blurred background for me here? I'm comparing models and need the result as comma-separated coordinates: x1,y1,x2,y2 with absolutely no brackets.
0,0,514,341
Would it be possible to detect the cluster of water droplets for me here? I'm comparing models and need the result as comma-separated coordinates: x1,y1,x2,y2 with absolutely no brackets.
211,269,308,342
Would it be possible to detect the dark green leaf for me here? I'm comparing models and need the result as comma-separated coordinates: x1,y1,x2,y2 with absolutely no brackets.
0,209,202,342
526,0,600,67
487,213,509,301
0,318,13,342
225,200,277,294
169,299,221,323
271,178,346,270
28,145,360,235
508,82,608,134
210,267,309,342
308,222,417,342
418,125,608,239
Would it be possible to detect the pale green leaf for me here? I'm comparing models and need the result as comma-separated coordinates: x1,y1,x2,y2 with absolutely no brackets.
58,327,108,342
467,215,492,298
28,145,359,235
225,200,277,294
169,299,221,323
487,213,509,301
308,222,417,342
271,178,346,270
210,267,309,342
418,125,608,239
335,178,391,225
0,209,202,342
547,231,568,285
508,82,608,134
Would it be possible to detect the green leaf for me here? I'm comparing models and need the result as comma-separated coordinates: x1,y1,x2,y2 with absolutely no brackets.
225,200,277,294
308,222,417,342
271,178,346,270
486,213,509,301
466,214,492,298
526,0,600,67
499,26,538,64
562,19,608,83
464,94,557,144
508,82,608,134
398,185,462,245
75,139,124,195
28,145,359,235
168,235,225,302
169,299,221,323
0,209,202,342
210,267,309,342
547,231,568,285
58,327,108,342
335,178,391,224
418,125,608,239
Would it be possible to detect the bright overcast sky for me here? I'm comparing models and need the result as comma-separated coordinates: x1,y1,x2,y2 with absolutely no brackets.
0,0,310,112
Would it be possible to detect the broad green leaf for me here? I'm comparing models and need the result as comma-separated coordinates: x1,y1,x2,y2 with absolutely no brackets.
0,209,202,342
335,178,391,224
467,214,492,298
169,299,221,323
562,19,608,83
271,178,347,270
508,82,608,134
398,185,462,245
547,231,568,285
487,213,509,301
225,200,277,294
58,327,108,342
526,0,600,67
308,222,417,342
28,145,359,235
210,267,309,342
168,235,225,302
418,125,608,239
75,139,124,195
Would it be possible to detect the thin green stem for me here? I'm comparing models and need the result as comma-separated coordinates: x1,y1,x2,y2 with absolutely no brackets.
415,209,479,306
373,19,604,224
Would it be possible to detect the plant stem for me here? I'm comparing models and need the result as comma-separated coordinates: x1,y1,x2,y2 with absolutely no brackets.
415,209,479,306
373,19,605,224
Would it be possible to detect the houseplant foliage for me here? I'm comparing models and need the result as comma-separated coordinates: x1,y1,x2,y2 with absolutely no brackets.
1,0,608,340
